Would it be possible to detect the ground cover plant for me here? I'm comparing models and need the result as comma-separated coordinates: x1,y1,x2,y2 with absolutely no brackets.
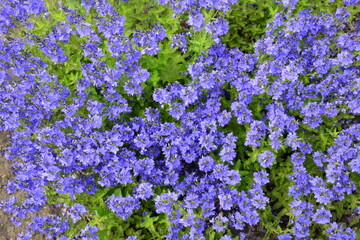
0,0,360,239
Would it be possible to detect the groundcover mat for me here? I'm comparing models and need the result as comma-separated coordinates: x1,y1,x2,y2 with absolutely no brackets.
0,0,360,239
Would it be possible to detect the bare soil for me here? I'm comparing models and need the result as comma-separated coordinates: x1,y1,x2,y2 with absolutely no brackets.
0,131,27,240
0,132,56,240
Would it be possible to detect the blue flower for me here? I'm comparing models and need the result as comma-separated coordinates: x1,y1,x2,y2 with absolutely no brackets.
126,236,137,240
154,192,178,214
187,10,205,32
327,222,356,240
134,183,153,200
312,206,332,224
171,33,191,54
205,17,229,42
294,216,311,238
218,192,234,210
198,156,215,172
245,120,267,148
253,170,269,186
220,235,232,240
67,204,87,223
230,211,246,230
75,225,99,240
258,150,275,168
106,195,140,220
277,234,292,240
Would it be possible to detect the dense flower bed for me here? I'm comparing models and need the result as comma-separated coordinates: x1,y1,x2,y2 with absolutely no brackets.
0,0,359,239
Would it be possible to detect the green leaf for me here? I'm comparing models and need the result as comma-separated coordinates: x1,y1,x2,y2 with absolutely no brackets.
136,215,160,237
114,188,122,197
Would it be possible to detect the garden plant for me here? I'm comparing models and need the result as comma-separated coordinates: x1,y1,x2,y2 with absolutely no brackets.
0,0,360,239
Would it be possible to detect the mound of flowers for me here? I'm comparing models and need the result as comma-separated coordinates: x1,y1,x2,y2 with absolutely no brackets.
0,0,359,239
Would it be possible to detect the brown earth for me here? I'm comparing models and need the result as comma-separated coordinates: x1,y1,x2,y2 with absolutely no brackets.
0,132,60,240
0,131,30,240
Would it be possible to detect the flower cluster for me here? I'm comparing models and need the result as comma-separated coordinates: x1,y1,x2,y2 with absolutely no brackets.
0,0,47,36
0,0,359,239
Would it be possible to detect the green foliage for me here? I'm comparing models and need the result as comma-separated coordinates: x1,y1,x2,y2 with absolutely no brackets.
44,184,171,239
222,0,280,52
113,0,215,89
222,0,359,52
6,0,360,239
